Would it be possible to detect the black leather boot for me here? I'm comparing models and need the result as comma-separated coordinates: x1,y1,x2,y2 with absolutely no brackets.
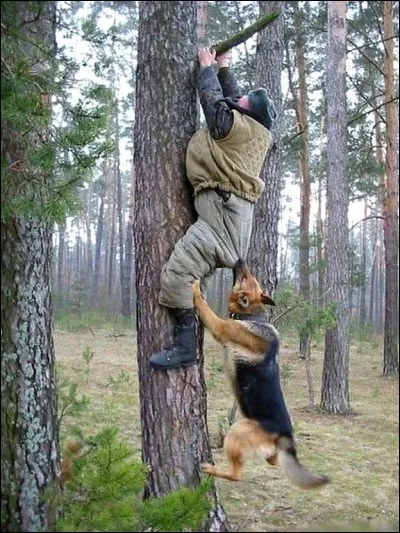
149,308,197,370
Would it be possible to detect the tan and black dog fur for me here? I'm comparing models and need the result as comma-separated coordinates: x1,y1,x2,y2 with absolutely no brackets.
192,259,329,489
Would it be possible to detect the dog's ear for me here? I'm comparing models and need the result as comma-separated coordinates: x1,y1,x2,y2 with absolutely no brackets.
261,293,275,306
238,293,250,308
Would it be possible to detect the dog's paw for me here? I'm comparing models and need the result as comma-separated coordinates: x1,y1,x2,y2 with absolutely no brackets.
192,279,202,299
202,463,215,475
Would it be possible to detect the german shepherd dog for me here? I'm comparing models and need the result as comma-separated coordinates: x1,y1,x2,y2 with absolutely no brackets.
192,259,329,489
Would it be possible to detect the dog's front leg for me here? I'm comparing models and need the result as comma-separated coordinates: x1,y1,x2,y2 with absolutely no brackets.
192,280,229,344
192,280,269,354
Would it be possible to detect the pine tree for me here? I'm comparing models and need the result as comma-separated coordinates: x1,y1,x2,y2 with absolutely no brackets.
320,1,351,414
133,2,228,530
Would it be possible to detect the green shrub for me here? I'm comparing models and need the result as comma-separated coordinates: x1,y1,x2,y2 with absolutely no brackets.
56,427,213,532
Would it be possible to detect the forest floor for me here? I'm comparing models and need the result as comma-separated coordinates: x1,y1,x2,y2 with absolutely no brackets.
55,314,399,533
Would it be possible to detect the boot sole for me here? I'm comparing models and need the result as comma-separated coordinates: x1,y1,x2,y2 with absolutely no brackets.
150,360,196,370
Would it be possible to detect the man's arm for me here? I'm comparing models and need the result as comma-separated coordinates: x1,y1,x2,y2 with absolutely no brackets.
197,48,234,140
216,51,242,99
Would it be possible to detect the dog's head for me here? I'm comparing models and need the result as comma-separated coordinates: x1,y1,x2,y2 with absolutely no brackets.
228,258,275,315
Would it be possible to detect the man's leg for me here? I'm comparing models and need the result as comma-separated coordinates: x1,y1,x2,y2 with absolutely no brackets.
150,216,219,370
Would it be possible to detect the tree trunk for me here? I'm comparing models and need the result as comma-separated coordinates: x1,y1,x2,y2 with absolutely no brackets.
293,2,311,359
108,163,117,300
115,108,125,315
92,173,106,303
57,222,66,295
86,182,93,290
368,216,378,329
359,200,368,329
372,84,385,336
280,214,292,284
382,1,399,375
316,115,325,305
378,242,385,335
320,1,351,414
134,3,228,531
121,166,135,317
234,0,253,89
248,1,284,298
1,2,60,531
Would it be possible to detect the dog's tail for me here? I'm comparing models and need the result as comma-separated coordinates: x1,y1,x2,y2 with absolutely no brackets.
277,436,329,489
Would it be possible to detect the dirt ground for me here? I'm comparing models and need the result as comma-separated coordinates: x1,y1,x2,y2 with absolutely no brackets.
55,322,399,532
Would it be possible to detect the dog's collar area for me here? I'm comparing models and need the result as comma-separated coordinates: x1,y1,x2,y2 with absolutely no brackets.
229,312,268,323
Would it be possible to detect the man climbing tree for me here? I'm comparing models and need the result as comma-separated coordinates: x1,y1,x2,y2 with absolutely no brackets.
149,45,277,370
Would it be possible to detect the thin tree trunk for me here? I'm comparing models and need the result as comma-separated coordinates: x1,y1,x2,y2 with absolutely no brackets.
86,182,93,289
234,0,253,88
382,1,399,375
317,115,325,305
377,241,385,335
359,199,368,329
121,166,135,317
58,222,66,295
115,108,125,315
368,216,378,329
320,1,351,414
92,176,106,303
372,84,386,336
108,165,117,299
134,3,228,531
280,214,292,284
293,2,311,359
248,1,284,299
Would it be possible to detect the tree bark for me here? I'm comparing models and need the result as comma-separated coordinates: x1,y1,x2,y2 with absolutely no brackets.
382,1,399,375
320,1,351,414
134,3,228,531
1,2,60,531
248,1,284,299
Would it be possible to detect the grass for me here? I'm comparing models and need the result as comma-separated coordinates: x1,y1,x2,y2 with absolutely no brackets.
54,309,135,334
55,320,399,533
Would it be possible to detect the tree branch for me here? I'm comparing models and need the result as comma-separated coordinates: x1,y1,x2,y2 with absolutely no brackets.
283,126,309,146
212,10,280,55
272,288,333,324
348,74,385,124
348,33,399,53
347,36,385,76
348,215,385,233
348,96,399,125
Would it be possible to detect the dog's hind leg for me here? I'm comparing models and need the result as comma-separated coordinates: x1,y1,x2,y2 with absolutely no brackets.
202,419,256,482
202,456,243,482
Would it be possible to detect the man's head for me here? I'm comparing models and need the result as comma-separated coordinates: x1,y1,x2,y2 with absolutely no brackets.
237,88,277,130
